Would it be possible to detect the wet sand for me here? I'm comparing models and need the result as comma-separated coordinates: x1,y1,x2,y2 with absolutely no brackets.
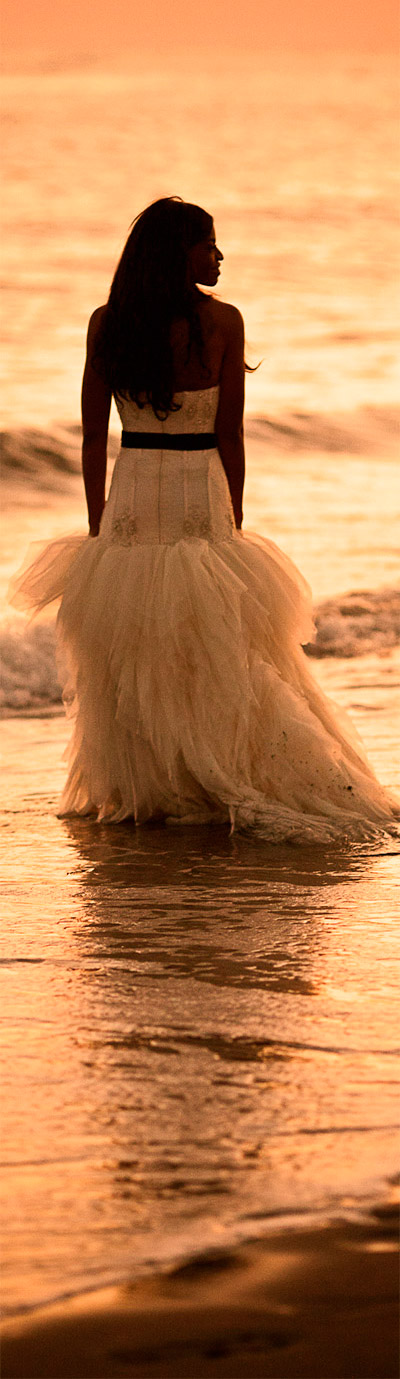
1,694,399,1378
1,1206,398,1379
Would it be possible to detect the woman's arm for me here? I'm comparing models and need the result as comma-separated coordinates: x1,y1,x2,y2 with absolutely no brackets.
215,306,245,530
81,307,112,536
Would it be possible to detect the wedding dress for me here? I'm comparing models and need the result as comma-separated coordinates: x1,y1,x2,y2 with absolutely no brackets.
13,386,398,841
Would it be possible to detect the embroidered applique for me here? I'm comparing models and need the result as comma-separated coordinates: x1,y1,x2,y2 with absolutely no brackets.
110,512,138,545
183,508,212,539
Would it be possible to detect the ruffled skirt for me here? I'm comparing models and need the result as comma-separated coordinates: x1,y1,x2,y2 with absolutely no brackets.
11,525,399,843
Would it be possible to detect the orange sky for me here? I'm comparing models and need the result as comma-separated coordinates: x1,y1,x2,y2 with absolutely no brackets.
2,0,399,54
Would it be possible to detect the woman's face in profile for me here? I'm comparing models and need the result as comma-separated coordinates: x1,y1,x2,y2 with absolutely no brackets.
188,224,223,287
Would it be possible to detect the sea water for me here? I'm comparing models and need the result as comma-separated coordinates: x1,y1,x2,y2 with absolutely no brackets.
0,49,399,1316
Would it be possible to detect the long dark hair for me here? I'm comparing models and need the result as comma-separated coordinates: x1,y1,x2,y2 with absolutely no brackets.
95,197,214,418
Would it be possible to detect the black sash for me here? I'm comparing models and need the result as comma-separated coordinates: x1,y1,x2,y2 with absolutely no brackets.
121,431,216,450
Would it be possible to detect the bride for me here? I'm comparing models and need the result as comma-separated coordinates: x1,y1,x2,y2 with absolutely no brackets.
13,196,398,841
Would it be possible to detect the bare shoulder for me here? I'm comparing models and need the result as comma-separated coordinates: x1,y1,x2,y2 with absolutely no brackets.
216,299,244,330
207,297,244,340
87,304,107,344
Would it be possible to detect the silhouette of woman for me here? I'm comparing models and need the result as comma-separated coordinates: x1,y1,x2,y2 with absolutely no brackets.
12,197,398,841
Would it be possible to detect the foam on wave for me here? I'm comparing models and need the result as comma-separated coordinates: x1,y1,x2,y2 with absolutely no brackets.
0,620,61,714
306,587,400,658
1,587,399,716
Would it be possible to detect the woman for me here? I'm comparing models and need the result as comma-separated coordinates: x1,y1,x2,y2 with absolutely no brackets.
13,196,398,840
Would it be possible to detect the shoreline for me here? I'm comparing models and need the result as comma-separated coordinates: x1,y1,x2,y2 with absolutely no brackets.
2,1207,398,1379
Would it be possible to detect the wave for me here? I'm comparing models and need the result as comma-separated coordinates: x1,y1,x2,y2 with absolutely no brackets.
1,407,399,491
246,404,400,454
0,427,119,490
1,587,399,716
305,587,400,658
0,621,61,714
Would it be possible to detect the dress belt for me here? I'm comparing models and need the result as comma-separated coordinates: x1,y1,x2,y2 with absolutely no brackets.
121,431,217,450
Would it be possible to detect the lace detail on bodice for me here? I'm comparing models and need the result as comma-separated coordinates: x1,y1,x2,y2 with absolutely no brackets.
115,386,219,434
101,387,235,548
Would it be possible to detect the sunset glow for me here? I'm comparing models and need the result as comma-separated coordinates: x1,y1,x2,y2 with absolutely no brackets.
2,0,399,54
1,3,399,1374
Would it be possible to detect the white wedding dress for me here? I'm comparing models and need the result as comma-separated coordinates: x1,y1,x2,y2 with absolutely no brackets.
13,386,398,841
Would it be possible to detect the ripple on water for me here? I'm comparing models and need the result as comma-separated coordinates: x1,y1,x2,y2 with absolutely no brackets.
1,724,399,1314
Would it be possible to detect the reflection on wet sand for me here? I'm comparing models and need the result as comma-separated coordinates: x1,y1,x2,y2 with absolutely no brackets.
2,784,399,1316
56,818,399,1252
63,816,365,996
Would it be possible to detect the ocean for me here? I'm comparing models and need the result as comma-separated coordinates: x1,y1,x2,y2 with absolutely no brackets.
0,48,399,1318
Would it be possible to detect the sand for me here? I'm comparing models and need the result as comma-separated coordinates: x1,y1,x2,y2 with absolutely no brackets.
1,1204,398,1379
1,711,397,1379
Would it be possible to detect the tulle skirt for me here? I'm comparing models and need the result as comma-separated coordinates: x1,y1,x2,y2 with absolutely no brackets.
11,525,399,843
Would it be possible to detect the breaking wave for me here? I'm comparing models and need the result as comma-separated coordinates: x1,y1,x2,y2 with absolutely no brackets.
0,621,61,715
305,587,400,658
1,587,399,716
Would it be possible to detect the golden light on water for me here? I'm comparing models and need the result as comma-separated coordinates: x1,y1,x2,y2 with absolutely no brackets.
2,716,399,1312
1,21,399,1351
2,0,399,53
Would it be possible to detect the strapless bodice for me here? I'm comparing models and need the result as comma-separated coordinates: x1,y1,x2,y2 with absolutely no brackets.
115,386,220,435
100,385,235,547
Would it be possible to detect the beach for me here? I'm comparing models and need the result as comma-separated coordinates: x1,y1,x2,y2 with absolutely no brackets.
1,700,399,1368
1,454,400,1379
1,46,400,1377
1,1203,398,1378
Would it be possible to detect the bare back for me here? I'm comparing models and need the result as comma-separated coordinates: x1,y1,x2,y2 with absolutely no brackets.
170,294,228,391
169,294,246,454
